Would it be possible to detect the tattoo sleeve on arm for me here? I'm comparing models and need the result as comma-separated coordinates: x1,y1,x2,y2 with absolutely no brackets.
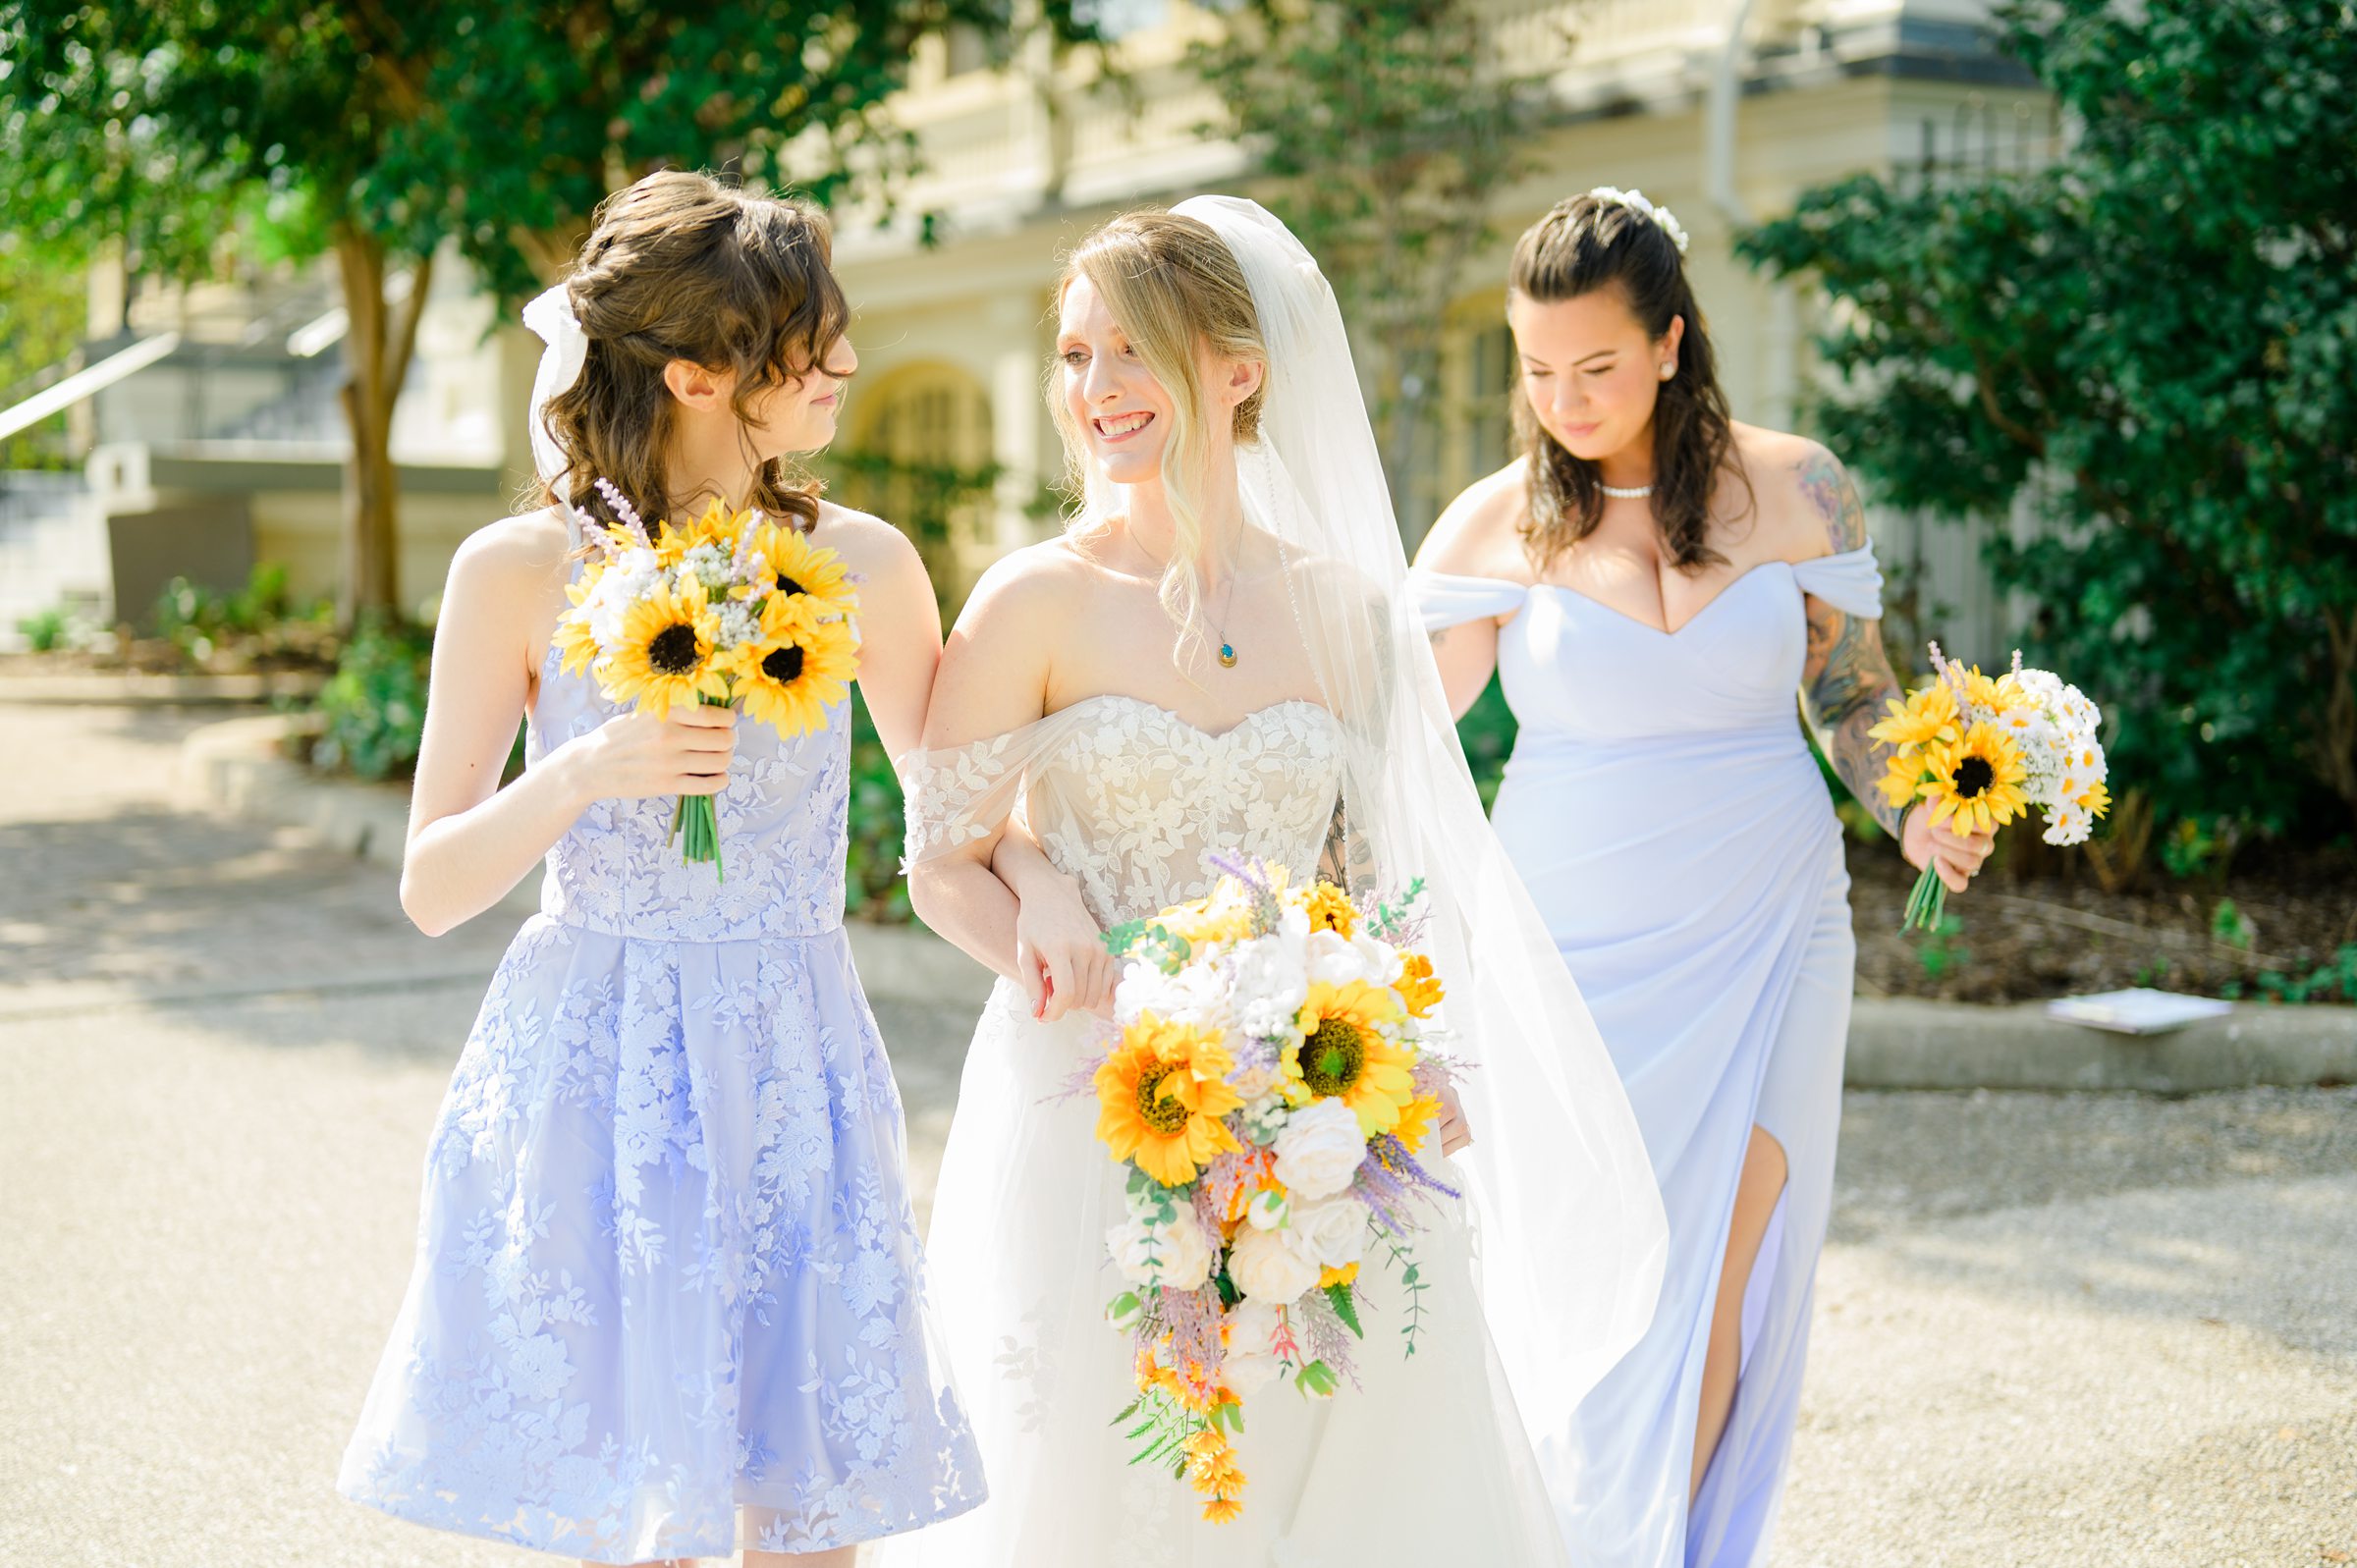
1796,450,1909,838
1317,792,1377,892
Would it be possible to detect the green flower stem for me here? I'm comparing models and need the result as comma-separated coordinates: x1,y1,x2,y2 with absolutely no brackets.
1900,864,1946,934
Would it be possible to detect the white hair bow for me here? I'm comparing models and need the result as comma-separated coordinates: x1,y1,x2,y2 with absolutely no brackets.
522,284,589,495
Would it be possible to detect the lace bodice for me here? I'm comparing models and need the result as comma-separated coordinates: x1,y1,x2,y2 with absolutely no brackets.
903,693,1346,928
526,639,850,943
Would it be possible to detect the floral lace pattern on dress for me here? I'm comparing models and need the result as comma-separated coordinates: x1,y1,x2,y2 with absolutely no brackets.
341,641,982,1564
900,694,1346,927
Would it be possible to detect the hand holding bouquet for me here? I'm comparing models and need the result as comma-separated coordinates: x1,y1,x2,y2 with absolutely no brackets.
554,480,858,875
1871,643,2110,933
1084,857,1460,1524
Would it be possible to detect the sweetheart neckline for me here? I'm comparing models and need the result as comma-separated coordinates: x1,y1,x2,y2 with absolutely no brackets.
1045,691,1336,742
1528,558,1797,638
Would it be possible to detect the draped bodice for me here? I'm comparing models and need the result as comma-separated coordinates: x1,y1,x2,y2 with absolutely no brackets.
524,639,851,943
902,693,1347,930
1412,547,1884,758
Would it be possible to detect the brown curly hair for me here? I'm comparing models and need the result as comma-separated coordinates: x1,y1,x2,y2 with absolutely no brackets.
539,170,850,536
1509,192,1748,571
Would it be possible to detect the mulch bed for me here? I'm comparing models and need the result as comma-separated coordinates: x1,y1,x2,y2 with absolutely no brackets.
1848,837,2357,1003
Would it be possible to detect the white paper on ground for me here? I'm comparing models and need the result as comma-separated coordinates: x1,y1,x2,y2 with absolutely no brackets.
2045,987,2235,1035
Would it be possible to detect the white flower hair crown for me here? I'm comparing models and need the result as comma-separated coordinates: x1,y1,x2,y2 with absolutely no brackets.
1588,186,1690,257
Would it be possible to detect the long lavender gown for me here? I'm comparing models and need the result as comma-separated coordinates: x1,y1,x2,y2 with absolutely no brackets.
340,565,983,1562
1411,545,1882,1568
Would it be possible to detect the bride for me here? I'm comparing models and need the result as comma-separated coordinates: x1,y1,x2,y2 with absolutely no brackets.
877,197,1666,1565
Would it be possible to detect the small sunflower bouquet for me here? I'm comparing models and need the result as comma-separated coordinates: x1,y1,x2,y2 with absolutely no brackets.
1083,855,1459,1524
554,479,858,875
1870,642,2111,933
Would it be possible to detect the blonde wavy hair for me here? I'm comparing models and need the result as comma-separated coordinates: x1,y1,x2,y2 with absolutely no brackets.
1051,210,1269,665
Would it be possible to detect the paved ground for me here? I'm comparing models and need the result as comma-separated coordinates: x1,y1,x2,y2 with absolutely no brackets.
2,700,2351,1567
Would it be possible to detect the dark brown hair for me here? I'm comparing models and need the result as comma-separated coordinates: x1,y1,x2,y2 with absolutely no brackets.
1508,192,1747,571
541,170,850,535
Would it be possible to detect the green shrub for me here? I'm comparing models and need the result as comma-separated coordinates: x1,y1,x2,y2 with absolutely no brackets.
1740,0,2357,842
1456,673,1517,811
845,690,912,922
312,617,433,781
154,563,334,666
15,604,73,652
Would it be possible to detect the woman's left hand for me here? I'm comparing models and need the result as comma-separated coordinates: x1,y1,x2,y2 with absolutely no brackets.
1901,806,1997,893
1435,1080,1474,1157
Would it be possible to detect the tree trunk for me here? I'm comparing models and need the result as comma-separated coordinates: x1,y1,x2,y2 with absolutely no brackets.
332,226,434,626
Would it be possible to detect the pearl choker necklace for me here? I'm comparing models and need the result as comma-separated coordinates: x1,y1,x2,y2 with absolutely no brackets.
1598,481,1654,500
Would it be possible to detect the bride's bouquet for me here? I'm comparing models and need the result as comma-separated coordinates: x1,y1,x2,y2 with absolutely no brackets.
553,480,858,876
1085,857,1460,1524
1870,643,2111,933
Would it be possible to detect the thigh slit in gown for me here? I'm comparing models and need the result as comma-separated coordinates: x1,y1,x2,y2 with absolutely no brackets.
1412,546,1880,1568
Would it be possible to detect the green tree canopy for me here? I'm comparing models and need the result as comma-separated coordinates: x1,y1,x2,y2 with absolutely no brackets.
0,0,1086,618
1741,0,2357,840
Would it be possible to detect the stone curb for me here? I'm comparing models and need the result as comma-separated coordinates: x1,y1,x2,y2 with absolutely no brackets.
177,715,2355,1091
0,670,329,705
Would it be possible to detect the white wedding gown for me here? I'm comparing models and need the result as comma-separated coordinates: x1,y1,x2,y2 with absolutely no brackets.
875,692,1572,1568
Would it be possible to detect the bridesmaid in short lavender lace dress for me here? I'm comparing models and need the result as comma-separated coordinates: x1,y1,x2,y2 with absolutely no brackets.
339,172,979,1565
1413,191,1994,1567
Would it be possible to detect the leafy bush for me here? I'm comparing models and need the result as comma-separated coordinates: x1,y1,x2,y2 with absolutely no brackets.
153,563,335,667
845,690,912,923
311,617,433,781
1455,674,1517,810
15,604,76,652
1739,0,2357,843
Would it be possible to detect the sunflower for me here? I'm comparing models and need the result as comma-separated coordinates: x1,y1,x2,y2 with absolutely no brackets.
1875,753,1931,813
749,518,857,620
1394,951,1443,1019
718,604,858,736
1284,980,1417,1137
1867,681,1960,752
554,577,604,676
1391,1093,1444,1156
1922,723,2028,837
1298,881,1358,938
1095,1013,1243,1187
600,581,727,717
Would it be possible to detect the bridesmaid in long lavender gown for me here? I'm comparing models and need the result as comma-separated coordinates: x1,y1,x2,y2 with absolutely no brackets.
1410,190,1995,1567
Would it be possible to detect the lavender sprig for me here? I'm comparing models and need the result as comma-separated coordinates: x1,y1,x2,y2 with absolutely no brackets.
593,476,654,548
1294,1289,1364,1391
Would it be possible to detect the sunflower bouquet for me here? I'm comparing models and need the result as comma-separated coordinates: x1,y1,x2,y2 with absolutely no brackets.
554,479,858,875
1084,855,1459,1524
1870,642,2110,933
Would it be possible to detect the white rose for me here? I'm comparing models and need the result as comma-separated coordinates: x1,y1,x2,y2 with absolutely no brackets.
1277,903,1311,944
1230,935,1308,1038
1284,1194,1371,1271
1105,1207,1214,1292
1228,1224,1321,1304
1222,1348,1283,1396
1304,930,1370,987
1271,1097,1366,1201
1348,930,1398,983
1225,1299,1285,1357
1115,958,1229,1032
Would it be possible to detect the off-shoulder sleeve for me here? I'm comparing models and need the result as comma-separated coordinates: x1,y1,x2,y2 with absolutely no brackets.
1406,568,1530,633
896,704,1103,871
1791,542,1884,619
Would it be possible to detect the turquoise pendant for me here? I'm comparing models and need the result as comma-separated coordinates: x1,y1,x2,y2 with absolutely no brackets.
1218,641,1237,669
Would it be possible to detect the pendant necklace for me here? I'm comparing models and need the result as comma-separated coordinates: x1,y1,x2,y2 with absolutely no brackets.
1209,519,1244,669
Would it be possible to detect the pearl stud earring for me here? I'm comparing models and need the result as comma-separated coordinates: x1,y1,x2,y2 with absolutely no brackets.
1659,362,1674,379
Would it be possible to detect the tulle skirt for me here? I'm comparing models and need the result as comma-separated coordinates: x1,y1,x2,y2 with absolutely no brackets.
340,914,984,1562
872,980,1570,1568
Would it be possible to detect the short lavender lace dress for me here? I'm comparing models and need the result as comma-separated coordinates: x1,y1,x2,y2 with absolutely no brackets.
340,622,983,1562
